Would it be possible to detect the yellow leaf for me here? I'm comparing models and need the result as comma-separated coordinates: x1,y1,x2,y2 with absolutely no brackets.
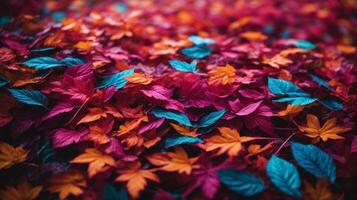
47,170,86,200
303,179,335,200
208,64,236,85
71,148,115,177
116,162,159,198
299,114,351,142
240,31,267,40
0,178,42,200
126,73,153,85
204,127,255,157
0,142,27,169
170,123,198,137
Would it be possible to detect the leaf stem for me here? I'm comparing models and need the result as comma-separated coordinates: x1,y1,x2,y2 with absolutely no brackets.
275,132,296,154
65,98,89,126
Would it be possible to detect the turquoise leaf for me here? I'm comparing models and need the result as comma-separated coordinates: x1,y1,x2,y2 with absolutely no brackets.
23,57,64,70
96,69,135,89
168,60,198,73
266,155,301,198
9,89,48,107
181,44,211,59
268,77,317,106
196,109,225,128
218,169,265,197
188,35,215,45
295,40,316,50
151,108,192,127
291,142,336,183
165,136,203,148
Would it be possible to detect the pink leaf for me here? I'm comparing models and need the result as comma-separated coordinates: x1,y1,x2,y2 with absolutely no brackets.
138,118,165,134
42,102,75,121
141,85,172,101
52,128,88,148
236,100,262,116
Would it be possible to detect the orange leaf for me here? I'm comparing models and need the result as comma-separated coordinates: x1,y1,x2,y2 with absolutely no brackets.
44,31,65,47
47,170,86,200
170,123,198,137
74,41,93,53
116,162,159,198
337,44,356,54
0,178,42,200
264,54,293,68
71,148,115,177
303,179,335,200
299,114,351,142
88,124,111,144
148,147,198,175
277,105,304,117
126,73,153,85
117,116,148,136
77,107,122,125
208,64,236,85
0,141,27,169
240,31,267,40
12,77,42,87
204,127,255,157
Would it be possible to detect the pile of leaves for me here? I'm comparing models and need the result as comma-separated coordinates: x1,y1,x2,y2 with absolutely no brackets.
0,0,356,199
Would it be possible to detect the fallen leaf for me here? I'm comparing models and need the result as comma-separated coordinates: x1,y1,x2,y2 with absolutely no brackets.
47,170,86,200
0,141,27,169
0,178,42,200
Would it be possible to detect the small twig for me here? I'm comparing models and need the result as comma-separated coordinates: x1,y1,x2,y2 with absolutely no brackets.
275,132,296,154
65,98,89,126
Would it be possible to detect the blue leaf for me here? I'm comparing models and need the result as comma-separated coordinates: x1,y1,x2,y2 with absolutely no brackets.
295,40,316,50
188,35,215,45
103,183,129,200
218,169,265,197
151,108,192,127
60,57,85,66
114,3,128,13
181,44,211,59
0,16,11,26
0,76,8,87
273,97,318,105
52,11,66,22
310,75,332,90
268,77,317,106
8,89,48,107
165,136,203,148
291,142,336,183
266,155,301,198
96,69,135,89
196,109,225,128
168,60,198,73
318,99,343,110
22,57,64,70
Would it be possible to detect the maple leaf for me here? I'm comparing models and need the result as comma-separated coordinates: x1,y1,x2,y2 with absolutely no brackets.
0,178,42,200
71,148,116,177
116,162,159,198
302,179,335,200
208,64,236,85
0,142,27,169
117,116,148,136
77,106,122,124
148,147,199,175
170,122,198,137
263,54,293,68
277,105,304,117
299,114,351,142
204,127,255,156
126,73,153,85
47,170,86,200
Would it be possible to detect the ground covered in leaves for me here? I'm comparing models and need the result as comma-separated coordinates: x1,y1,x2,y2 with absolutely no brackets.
0,0,356,199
